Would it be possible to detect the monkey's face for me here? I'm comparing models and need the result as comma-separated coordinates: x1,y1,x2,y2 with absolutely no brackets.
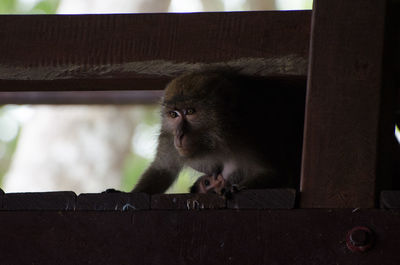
191,174,226,194
163,104,214,158
161,72,230,158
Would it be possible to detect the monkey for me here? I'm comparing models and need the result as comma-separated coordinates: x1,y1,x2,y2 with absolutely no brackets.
189,173,227,194
189,173,244,199
132,69,306,195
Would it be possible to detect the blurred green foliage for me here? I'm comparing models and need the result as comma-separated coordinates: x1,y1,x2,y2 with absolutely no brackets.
0,0,16,13
121,153,150,192
121,153,201,193
31,0,59,14
0,0,59,14
168,167,201,193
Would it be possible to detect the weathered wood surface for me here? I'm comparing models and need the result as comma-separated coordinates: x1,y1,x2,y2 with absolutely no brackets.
227,189,296,209
300,0,387,208
0,209,399,264
0,189,295,211
0,91,163,104
3,192,76,211
77,192,150,211
0,11,311,91
151,193,226,210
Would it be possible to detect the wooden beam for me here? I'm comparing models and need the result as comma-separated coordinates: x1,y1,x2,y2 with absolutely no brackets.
0,91,163,104
0,11,311,91
0,210,399,264
300,0,387,207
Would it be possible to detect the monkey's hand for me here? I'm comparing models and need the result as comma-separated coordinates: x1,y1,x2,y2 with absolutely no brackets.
222,183,246,199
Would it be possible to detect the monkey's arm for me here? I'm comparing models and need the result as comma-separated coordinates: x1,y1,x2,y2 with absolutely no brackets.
132,132,183,194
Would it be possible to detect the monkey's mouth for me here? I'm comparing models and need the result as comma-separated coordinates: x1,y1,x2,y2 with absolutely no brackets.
176,146,192,157
174,135,192,157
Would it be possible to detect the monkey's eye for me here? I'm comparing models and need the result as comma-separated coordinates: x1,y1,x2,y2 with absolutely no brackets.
186,108,195,115
204,179,210,186
169,111,179,118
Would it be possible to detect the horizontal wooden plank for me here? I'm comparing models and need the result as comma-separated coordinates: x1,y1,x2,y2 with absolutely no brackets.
0,209,399,264
3,192,76,211
0,77,169,92
0,90,163,104
151,193,226,210
0,11,311,91
227,189,296,209
0,190,296,211
77,192,150,211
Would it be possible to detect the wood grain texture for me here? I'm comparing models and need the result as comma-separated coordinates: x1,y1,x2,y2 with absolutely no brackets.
151,193,226,210
77,192,150,211
2,192,76,211
0,11,311,91
300,0,386,208
0,210,399,264
0,91,163,104
227,189,296,209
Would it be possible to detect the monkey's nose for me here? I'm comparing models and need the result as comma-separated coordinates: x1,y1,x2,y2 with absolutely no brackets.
174,133,184,148
178,134,184,145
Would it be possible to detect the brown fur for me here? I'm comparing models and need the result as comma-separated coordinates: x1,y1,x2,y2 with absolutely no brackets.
133,69,306,194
